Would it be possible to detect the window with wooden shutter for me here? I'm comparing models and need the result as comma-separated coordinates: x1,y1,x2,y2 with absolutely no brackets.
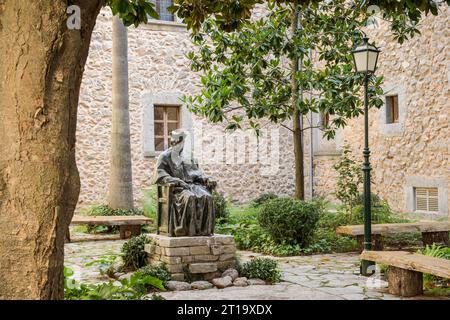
154,105,180,151
386,95,399,124
414,187,439,212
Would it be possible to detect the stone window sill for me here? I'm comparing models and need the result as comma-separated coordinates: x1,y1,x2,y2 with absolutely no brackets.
147,19,187,32
313,150,342,158
413,210,442,215
144,151,163,158
379,122,405,136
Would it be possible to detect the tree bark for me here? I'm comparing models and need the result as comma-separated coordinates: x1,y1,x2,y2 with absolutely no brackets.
0,0,102,299
422,231,450,247
108,16,134,210
388,266,423,297
290,1,305,200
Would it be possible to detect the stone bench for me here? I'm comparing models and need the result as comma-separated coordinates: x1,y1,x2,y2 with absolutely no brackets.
70,215,152,241
336,221,450,252
361,250,450,297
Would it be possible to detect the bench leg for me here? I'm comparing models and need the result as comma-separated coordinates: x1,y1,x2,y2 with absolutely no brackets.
120,225,141,239
422,231,449,246
388,266,423,297
357,235,383,253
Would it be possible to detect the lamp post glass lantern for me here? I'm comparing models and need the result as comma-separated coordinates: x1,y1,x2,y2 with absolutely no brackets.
351,37,380,276
352,37,380,73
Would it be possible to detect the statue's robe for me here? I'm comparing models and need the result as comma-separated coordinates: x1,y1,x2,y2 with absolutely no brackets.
153,148,215,237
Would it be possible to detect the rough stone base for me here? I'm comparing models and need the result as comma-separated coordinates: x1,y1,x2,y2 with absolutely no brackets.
144,234,236,282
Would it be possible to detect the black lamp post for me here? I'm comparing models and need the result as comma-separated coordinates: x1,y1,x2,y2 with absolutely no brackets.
351,37,380,276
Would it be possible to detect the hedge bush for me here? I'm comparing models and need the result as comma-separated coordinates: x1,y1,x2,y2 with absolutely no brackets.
213,190,229,220
258,198,322,246
85,204,143,216
239,257,281,283
251,193,278,207
135,264,172,287
121,234,150,271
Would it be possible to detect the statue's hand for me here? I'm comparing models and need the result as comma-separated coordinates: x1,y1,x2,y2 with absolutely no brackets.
177,180,190,189
205,178,217,189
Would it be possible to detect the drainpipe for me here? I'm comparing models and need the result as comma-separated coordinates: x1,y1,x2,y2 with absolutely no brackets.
309,109,314,199
308,47,314,199
297,8,306,200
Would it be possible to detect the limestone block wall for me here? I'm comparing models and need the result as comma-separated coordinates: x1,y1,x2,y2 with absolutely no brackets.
76,8,299,208
312,8,450,216
77,7,449,217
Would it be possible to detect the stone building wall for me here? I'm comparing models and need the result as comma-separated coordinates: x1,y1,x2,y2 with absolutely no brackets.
311,7,450,217
76,8,301,208
77,7,449,217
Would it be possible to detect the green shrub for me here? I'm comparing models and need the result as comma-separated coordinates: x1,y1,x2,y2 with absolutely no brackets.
121,234,150,271
418,244,450,260
136,264,172,287
64,266,165,300
310,209,358,253
240,257,281,283
85,204,143,216
333,144,363,221
383,232,422,248
417,244,450,295
140,187,158,220
258,198,322,246
81,204,145,234
85,255,121,278
352,199,410,225
216,202,346,256
251,193,278,207
213,190,229,220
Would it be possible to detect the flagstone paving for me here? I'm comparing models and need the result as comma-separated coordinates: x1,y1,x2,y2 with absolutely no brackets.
64,235,448,300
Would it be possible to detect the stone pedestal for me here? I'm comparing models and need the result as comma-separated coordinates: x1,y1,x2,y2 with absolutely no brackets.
144,234,236,282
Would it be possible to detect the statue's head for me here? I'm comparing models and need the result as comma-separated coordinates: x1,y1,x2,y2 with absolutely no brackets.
170,129,188,153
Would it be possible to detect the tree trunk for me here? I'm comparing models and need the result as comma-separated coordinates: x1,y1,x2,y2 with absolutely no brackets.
0,0,102,299
290,1,305,200
422,231,450,247
388,267,423,297
108,16,134,210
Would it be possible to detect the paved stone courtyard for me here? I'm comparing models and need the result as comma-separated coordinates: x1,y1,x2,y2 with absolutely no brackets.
64,235,448,300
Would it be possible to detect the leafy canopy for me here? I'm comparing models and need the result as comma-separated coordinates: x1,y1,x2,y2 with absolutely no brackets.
105,0,449,31
182,0,385,138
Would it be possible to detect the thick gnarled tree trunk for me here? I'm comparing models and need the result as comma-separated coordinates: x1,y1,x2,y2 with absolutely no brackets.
0,0,102,299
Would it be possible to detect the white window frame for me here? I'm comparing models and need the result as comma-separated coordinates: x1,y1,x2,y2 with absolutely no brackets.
405,176,448,215
414,187,439,213
378,84,407,136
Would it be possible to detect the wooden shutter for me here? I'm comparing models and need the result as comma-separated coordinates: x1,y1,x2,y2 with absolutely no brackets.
154,105,180,151
415,187,439,212
386,95,399,124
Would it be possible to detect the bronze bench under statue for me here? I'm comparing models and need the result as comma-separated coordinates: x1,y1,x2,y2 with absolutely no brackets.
153,129,217,237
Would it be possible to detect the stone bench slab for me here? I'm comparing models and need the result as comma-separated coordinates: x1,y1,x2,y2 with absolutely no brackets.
71,215,151,226
361,250,450,279
336,221,450,236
